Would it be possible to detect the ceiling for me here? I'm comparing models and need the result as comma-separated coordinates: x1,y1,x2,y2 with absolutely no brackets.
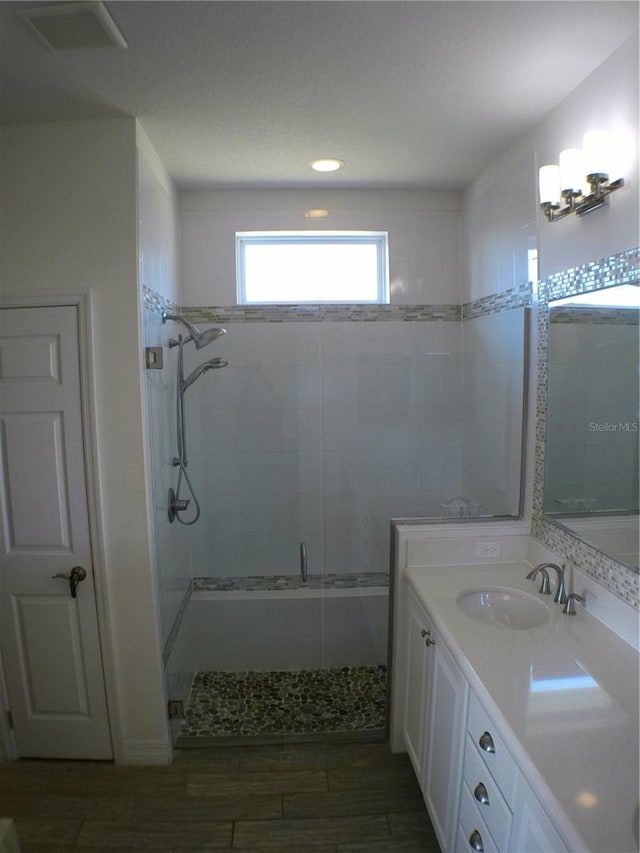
1,1,637,190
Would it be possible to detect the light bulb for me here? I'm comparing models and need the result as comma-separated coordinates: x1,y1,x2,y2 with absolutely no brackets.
559,149,584,194
538,164,561,205
583,131,610,177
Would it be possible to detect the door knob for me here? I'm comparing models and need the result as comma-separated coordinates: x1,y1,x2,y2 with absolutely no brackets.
52,566,87,598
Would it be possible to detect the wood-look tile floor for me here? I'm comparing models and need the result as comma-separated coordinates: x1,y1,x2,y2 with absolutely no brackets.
0,741,441,852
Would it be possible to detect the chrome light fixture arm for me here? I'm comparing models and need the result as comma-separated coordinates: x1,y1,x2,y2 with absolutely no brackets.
541,175,624,223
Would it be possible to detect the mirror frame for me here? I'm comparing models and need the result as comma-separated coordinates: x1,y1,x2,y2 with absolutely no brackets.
532,246,640,607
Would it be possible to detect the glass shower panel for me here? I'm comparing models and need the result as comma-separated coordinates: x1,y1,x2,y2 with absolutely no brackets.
461,308,526,516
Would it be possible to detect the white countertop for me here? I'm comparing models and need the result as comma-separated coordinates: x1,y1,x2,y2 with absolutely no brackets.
406,562,640,853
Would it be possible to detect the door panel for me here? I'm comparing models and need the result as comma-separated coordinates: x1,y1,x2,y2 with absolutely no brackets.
1,412,72,550
0,305,112,759
13,594,89,716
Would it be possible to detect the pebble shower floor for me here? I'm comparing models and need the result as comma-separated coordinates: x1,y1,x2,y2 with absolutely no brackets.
176,665,387,744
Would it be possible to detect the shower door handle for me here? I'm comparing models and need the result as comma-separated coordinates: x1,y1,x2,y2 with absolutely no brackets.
52,566,87,598
300,542,308,582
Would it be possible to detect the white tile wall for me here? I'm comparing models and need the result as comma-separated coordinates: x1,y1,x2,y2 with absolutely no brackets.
461,309,526,516
178,192,462,306
184,320,469,579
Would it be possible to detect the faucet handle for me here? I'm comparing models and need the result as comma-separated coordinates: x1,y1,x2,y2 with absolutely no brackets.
563,592,585,615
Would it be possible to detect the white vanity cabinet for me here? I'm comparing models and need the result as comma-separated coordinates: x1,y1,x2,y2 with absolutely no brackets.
424,628,469,851
403,584,434,780
402,581,570,853
457,691,568,853
404,584,469,852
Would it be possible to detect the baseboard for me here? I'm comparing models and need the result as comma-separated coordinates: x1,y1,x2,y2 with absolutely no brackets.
120,738,173,766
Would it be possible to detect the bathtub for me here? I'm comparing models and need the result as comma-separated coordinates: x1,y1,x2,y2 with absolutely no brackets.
186,572,389,672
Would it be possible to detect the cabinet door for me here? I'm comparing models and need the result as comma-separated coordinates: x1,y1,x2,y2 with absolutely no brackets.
424,635,469,853
403,585,434,782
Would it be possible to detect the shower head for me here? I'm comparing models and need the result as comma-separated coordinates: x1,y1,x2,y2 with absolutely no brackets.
181,356,228,392
187,327,226,350
162,313,226,350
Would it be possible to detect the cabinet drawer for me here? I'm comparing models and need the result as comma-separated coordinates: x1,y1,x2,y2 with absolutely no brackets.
463,734,512,850
467,690,518,805
458,780,500,853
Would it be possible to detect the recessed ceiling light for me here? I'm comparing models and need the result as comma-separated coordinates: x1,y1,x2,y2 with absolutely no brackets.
16,1,127,51
310,159,344,173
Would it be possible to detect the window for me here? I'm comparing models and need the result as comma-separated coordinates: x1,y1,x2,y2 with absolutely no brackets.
236,231,389,304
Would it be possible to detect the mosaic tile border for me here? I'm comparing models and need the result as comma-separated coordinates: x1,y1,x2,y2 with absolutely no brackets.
532,246,640,609
143,286,531,323
142,285,178,317
461,281,533,319
550,306,639,325
193,572,389,593
179,303,462,323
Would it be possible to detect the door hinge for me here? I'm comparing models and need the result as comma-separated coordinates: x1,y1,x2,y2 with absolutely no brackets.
7,709,14,730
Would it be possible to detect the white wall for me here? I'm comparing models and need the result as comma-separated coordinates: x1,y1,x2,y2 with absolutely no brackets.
461,34,639,608
179,189,461,305
137,128,195,712
462,35,639,299
0,118,170,764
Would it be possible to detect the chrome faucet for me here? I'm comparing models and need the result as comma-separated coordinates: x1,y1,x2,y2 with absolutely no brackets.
528,562,566,604
563,592,585,615
526,564,551,594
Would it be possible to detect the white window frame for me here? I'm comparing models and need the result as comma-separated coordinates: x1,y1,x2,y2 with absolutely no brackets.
236,231,389,305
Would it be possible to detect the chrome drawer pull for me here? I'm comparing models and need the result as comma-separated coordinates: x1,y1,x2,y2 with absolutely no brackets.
478,731,495,754
469,829,484,851
474,782,490,805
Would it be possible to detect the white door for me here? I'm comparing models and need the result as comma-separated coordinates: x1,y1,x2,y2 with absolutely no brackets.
0,305,112,759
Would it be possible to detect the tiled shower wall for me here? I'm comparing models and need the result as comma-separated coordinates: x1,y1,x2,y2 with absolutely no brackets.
145,190,528,584
184,317,465,579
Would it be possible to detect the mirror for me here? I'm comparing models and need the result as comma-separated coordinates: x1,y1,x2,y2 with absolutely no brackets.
543,281,639,572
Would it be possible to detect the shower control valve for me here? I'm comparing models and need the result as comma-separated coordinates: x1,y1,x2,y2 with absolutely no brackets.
168,488,190,523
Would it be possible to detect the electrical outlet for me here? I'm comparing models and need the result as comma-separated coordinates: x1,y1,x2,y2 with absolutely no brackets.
476,541,501,558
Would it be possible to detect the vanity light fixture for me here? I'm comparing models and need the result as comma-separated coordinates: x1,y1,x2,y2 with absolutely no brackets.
538,131,624,222
310,158,344,173
305,209,329,219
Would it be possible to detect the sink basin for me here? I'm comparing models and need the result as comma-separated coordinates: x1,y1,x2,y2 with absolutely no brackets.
456,587,550,630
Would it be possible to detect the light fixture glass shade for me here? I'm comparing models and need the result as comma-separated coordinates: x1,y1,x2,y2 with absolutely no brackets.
559,149,584,193
539,165,561,205
583,131,609,176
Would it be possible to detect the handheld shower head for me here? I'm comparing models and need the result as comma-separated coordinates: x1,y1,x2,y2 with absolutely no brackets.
181,356,228,392
162,313,226,350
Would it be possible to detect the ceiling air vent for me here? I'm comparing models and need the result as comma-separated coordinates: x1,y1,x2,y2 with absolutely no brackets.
16,1,127,51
